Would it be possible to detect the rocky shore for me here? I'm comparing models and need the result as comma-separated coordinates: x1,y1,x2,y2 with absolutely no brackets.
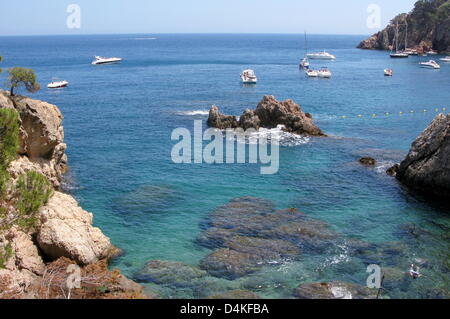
389,113,450,198
0,90,146,299
208,95,326,137
358,0,449,53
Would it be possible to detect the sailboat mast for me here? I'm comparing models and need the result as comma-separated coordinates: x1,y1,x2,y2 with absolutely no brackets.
395,22,399,52
405,21,408,50
304,31,308,55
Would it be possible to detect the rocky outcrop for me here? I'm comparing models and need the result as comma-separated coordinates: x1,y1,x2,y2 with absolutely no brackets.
0,91,143,298
207,105,238,129
207,96,325,137
37,192,117,265
394,114,450,197
358,0,450,53
1,90,67,189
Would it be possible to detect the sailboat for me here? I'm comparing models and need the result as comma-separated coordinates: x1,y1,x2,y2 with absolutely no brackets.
390,21,409,58
300,32,310,69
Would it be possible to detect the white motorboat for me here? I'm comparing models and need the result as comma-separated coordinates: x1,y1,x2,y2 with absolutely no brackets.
47,79,69,89
305,69,318,77
404,49,418,56
306,51,336,60
241,69,257,84
91,56,122,65
317,67,332,78
427,50,438,55
300,57,310,69
419,60,440,69
384,69,393,76
439,56,450,62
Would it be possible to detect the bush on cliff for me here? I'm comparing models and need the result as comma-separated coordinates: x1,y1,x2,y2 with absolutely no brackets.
0,56,3,73
13,171,53,231
6,67,40,96
0,108,20,170
0,108,20,198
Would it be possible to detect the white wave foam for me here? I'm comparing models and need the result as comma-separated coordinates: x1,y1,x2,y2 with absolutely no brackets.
175,110,210,116
375,160,396,174
226,125,310,147
133,37,157,40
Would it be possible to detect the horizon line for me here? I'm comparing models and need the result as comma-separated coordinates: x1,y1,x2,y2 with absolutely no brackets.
0,32,372,37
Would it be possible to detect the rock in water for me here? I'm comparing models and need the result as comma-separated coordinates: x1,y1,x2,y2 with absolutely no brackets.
207,105,238,129
254,96,325,136
238,109,260,130
293,282,377,299
207,96,325,136
396,114,450,197
359,157,376,166
135,260,207,287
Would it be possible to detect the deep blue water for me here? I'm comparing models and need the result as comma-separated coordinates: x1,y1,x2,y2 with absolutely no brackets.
1,34,449,299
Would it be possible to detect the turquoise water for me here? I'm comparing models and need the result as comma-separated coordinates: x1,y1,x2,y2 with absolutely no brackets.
0,34,449,298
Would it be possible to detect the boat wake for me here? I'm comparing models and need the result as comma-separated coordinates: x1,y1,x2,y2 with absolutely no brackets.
174,110,210,116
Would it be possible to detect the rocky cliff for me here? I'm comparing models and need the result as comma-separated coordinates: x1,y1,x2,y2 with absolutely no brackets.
0,90,145,298
358,0,450,53
392,113,450,198
208,95,325,137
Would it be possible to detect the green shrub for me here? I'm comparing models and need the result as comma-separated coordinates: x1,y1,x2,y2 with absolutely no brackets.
0,243,13,269
14,171,53,231
0,108,20,170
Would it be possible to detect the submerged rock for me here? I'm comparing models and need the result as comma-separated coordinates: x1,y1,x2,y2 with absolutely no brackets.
359,157,376,166
208,290,260,299
207,96,325,136
293,282,377,299
396,114,450,198
197,197,336,279
135,260,207,287
200,248,261,279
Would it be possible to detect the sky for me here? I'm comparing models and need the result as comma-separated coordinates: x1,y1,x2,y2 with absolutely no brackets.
0,0,418,36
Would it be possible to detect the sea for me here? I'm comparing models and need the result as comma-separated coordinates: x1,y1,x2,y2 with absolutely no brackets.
0,34,449,299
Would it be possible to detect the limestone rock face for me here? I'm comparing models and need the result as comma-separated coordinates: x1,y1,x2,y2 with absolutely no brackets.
396,114,450,197
36,192,116,265
0,90,67,189
207,105,238,129
12,94,65,159
7,228,45,276
208,96,325,136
